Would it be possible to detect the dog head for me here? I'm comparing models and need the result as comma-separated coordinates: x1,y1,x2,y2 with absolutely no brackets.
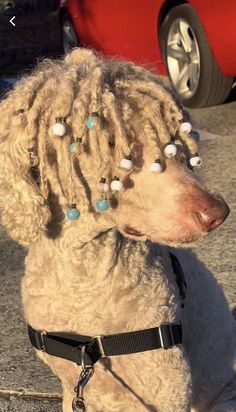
0,49,229,247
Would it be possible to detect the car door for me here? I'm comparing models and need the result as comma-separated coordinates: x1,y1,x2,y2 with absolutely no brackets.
68,0,163,69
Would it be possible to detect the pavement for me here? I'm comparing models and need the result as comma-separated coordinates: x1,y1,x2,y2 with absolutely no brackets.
0,99,236,411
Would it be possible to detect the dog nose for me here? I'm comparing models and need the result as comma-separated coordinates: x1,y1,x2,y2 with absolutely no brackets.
195,197,230,232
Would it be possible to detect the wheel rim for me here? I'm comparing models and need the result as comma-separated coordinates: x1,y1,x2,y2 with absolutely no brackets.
62,20,78,54
166,18,200,99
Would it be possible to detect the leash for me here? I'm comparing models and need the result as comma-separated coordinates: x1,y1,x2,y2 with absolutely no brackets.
27,253,186,411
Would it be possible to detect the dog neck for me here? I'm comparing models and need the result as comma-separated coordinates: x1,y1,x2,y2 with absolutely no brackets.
44,227,149,283
24,227,179,335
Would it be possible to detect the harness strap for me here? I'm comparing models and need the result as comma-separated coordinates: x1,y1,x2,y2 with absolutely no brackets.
28,323,182,366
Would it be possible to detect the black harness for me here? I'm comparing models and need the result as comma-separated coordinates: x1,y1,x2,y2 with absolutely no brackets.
28,322,182,365
27,252,187,411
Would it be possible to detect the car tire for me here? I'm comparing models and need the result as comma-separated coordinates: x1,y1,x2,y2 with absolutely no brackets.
160,4,233,108
61,13,79,54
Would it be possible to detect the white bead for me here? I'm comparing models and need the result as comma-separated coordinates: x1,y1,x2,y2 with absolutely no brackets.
103,183,109,192
52,122,66,136
180,122,192,133
29,154,39,167
120,158,133,170
190,156,202,167
164,143,177,158
110,179,123,191
149,162,163,173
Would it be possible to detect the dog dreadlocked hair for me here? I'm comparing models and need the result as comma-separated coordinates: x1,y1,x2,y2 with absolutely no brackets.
0,48,199,247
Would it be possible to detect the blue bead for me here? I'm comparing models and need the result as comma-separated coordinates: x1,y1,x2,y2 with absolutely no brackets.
66,207,80,220
69,142,77,153
96,199,110,212
86,116,96,130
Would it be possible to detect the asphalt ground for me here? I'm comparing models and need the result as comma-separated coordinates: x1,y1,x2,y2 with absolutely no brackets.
0,100,235,411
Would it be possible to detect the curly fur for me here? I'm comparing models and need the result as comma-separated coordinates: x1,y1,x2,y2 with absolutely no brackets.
0,49,236,412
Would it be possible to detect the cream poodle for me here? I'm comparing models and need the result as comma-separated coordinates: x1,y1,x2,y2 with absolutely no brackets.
0,49,235,412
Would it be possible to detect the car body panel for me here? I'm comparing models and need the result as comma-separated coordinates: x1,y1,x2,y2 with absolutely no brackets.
63,0,236,77
61,0,166,74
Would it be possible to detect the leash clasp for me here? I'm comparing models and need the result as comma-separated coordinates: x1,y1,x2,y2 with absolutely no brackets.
72,346,94,412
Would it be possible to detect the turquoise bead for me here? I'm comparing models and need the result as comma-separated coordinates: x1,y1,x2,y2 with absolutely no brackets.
69,142,77,153
96,199,110,212
66,207,80,220
86,116,96,129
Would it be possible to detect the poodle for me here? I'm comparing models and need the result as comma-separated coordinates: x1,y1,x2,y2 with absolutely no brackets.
0,48,236,412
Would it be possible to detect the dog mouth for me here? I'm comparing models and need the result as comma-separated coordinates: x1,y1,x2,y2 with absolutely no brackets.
123,225,200,243
159,232,201,247
124,225,145,237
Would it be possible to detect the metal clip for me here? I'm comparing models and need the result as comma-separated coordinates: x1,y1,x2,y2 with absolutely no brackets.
72,346,94,412
35,330,46,352
159,324,175,350
93,335,105,357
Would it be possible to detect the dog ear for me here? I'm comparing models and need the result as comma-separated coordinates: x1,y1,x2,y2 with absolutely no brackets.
0,150,51,248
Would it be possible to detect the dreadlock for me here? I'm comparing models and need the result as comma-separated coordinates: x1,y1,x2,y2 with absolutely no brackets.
0,48,200,245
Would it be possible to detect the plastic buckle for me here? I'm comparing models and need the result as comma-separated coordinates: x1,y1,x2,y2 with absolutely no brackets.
159,324,175,350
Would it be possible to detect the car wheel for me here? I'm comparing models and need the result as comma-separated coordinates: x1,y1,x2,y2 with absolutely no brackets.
160,4,233,107
62,13,79,54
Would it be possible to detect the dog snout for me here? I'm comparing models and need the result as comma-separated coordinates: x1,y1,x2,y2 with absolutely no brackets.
194,196,230,232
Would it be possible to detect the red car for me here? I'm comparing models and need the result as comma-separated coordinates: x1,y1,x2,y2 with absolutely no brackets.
60,0,236,108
